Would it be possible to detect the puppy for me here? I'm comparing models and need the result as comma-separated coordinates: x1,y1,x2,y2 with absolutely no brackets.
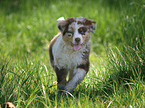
49,17,96,93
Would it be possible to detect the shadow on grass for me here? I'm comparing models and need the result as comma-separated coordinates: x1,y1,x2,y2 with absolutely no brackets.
0,0,52,15
0,0,135,14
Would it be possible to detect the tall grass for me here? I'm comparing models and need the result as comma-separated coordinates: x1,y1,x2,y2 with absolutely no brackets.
0,0,145,107
120,0,145,50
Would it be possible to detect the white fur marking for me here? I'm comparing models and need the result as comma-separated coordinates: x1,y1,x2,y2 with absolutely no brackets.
65,68,86,92
69,22,83,44
57,17,65,22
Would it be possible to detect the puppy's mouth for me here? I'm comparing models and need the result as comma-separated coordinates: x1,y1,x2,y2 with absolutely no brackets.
73,44,82,51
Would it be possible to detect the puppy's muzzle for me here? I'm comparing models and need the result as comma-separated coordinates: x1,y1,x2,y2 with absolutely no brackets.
73,38,82,51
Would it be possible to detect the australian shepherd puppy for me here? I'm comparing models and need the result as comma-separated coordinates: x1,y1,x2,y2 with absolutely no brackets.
49,17,96,93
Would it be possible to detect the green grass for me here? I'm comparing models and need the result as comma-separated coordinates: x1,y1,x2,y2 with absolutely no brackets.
0,0,145,107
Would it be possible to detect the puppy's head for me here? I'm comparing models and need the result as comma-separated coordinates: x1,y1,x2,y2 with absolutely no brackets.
57,17,96,51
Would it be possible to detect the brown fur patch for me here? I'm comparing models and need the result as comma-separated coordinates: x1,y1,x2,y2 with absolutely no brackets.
62,32,73,47
82,32,91,46
79,46,90,72
77,18,96,25
57,18,76,35
77,18,96,32
54,67,68,90
54,67,67,84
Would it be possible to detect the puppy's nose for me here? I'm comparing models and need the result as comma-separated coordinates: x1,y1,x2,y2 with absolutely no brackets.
75,38,80,43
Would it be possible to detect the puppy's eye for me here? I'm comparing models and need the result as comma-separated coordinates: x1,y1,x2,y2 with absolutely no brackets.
80,31,85,34
67,33,73,37
78,27,87,35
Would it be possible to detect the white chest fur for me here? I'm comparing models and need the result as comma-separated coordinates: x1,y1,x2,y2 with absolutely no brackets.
52,36,84,70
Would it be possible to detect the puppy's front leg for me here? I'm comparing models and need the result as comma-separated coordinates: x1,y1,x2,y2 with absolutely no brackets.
54,68,68,91
65,68,87,92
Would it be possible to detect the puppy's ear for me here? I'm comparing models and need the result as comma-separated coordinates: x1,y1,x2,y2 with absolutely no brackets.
57,17,75,33
85,18,97,33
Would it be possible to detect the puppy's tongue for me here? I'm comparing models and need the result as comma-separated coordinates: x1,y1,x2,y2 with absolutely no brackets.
73,44,81,51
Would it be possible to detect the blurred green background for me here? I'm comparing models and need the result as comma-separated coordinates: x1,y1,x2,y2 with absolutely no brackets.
0,0,144,59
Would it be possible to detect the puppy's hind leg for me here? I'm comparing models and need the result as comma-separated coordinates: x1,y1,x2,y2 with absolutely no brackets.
65,68,87,92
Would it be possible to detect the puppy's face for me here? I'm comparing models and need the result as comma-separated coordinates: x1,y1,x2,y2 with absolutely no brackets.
58,17,96,50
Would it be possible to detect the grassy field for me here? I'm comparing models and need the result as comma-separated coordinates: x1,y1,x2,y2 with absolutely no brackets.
0,0,145,107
